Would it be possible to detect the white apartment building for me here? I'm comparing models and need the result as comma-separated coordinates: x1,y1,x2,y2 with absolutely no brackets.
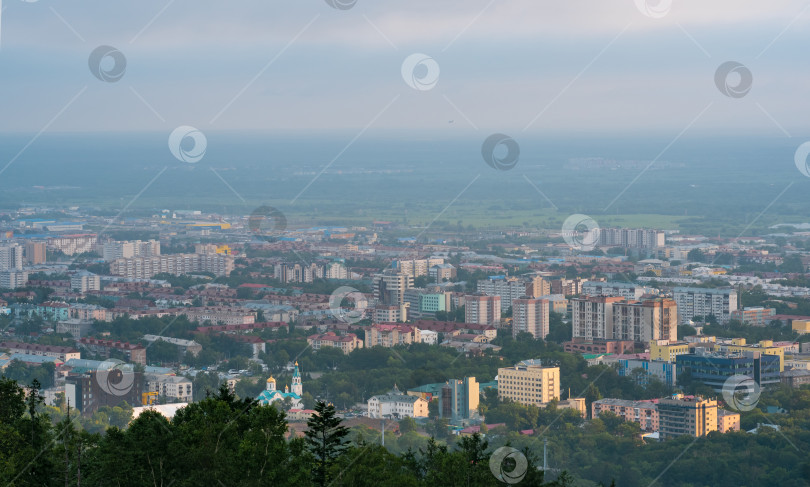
110,253,234,279
274,263,324,283
47,234,97,256
145,374,193,402
512,298,550,339
582,281,657,300
598,228,665,249
0,271,29,289
419,329,439,345
324,262,348,279
367,385,429,419
477,277,529,310
102,240,161,262
672,287,738,324
70,271,101,293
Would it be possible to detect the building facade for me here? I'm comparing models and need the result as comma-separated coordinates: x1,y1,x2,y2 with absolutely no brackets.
465,294,501,326
368,384,429,419
511,297,550,339
110,253,234,279
672,287,738,324
497,360,560,406
657,396,717,440
307,332,363,354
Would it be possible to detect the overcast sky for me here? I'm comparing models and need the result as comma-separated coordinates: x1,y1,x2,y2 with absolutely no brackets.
1,0,809,136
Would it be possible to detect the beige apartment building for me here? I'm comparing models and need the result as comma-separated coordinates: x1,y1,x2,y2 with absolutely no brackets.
307,332,363,354
368,323,420,348
657,395,718,440
497,360,560,406
465,294,501,326
24,241,47,264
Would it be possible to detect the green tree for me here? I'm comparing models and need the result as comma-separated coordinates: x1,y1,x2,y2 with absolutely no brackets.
399,416,417,435
305,401,349,486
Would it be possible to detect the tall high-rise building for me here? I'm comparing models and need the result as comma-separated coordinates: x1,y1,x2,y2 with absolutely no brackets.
573,296,677,345
24,241,47,265
598,228,665,249
525,276,551,298
464,294,501,326
440,377,479,423
373,270,413,306
477,276,527,310
0,244,23,271
571,296,625,341
512,297,550,339
612,297,678,344
274,263,324,283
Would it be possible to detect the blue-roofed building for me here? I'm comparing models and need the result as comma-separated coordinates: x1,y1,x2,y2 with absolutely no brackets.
256,362,303,409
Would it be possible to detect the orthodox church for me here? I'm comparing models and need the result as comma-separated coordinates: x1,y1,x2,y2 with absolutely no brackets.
256,361,303,409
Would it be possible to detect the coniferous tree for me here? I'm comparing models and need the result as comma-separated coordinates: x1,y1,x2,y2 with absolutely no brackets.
305,401,349,486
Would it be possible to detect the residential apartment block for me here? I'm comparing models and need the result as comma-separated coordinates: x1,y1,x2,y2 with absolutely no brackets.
145,374,193,402
477,276,531,310
592,398,659,430
672,287,738,324
581,281,657,300
24,241,47,264
511,297,550,339
657,396,717,440
307,332,363,354
465,294,501,326
730,307,776,326
571,296,625,341
497,360,560,406
0,244,24,271
77,337,147,365
110,253,234,279
102,240,161,262
70,271,101,293
612,297,677,344
367,323,421,348
393,257,445,278
372,270,413,306
572,296,676,345
598,228,665,250
47,234,98,256
0,341,80,361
